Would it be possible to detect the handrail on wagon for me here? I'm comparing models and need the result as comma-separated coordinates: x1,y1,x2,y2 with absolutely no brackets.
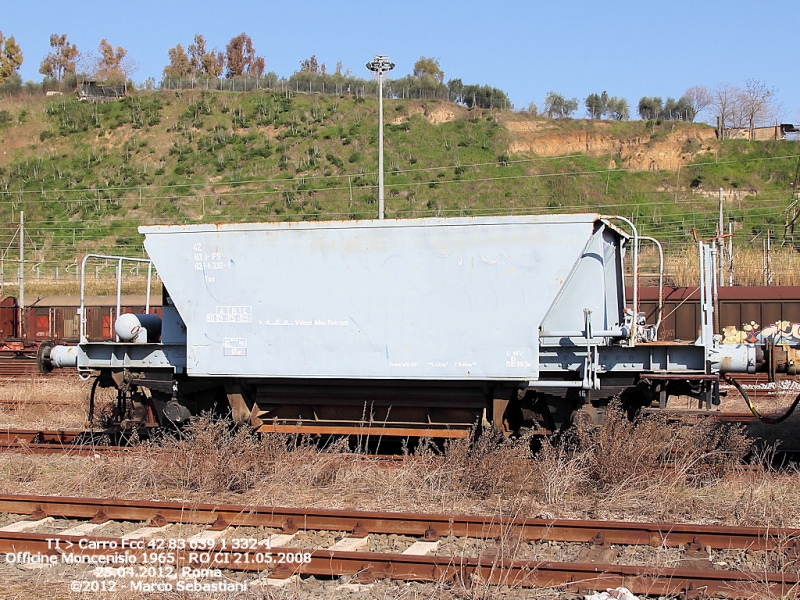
603,215,639,346
639,235,664,336
79,254,153,343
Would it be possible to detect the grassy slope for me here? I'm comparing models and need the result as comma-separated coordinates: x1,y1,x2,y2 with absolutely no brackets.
0,90,798,270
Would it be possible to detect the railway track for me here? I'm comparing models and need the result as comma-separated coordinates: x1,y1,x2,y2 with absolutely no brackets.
0,428,97,444
721,373,800,399
0,410,795,460
0,494,797,597
0,428,120,456
0,442,124,455
0,356,71,379
0,428,413,463
0,399,57,407
0,370,796,458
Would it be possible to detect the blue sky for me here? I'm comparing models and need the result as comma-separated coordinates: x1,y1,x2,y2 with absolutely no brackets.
4,0,799,122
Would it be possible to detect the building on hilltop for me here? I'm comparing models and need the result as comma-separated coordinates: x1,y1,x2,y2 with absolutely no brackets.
77,80,126,102
717,121,798,141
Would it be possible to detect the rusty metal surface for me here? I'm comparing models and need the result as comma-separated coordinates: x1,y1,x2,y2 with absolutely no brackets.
0,296,161,352
0,429,83,444
0,442,125,455
0,356,41,377
634,286,800,342
255,423,472,438
0,493,797,551
636,286,800,301
0,356,71,378
0,429,118,445
260,548,797,597
647,409,759,424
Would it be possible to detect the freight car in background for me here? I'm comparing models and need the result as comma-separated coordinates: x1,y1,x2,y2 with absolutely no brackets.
39,213,792,438
637,287,800,344
3,288,797,355
0,296,161,353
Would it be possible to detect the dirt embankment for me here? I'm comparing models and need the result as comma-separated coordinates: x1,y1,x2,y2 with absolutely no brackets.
390,101,463,125
503,119,717,171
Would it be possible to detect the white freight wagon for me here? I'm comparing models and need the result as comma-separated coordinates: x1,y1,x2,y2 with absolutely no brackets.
42,214,759,437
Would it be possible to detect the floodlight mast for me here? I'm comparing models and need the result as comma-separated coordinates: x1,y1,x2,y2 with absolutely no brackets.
366,55,395,219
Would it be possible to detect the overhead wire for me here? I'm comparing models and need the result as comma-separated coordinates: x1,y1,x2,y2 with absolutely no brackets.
1,150,798,201
2,145,798,264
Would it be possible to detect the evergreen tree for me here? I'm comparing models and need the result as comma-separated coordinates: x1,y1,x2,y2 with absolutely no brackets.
0,32,23,84
39,33,78,82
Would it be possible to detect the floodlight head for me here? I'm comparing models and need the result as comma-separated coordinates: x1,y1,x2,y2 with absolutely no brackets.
366,55,395,74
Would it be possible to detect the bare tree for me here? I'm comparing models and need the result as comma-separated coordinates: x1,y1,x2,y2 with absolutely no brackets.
182,35,224,77
188,35,205,75
300,55,320,74
682,85,711,122
97,39,126,81
711,83,742,139
334,61,351,78
251,56,265,77
741,79,777,138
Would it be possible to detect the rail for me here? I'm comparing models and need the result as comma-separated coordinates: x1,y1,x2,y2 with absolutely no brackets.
0,493,797,550
0,494,798,597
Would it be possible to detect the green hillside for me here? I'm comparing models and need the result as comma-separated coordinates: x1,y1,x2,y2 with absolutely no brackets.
0,89,798,285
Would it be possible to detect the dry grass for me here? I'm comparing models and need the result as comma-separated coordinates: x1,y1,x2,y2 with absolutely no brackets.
578,404,751,489
0,398,786,528
1,276,156,298
0,377,92,429
665,245,800,287
0,380,790,525
0,396,797,599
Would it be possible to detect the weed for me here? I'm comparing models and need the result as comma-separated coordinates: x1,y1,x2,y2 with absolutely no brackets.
6,457,44,483
442,429,534,500
326,153,343,169
156,417,271,492
573,403,750,491
529,436,589,504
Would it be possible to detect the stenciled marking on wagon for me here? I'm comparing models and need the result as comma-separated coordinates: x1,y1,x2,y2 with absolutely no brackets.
223,338,247,357
206,306,252,323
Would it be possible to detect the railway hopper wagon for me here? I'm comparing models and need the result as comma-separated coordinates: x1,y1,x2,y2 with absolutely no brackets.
39,214,777,437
